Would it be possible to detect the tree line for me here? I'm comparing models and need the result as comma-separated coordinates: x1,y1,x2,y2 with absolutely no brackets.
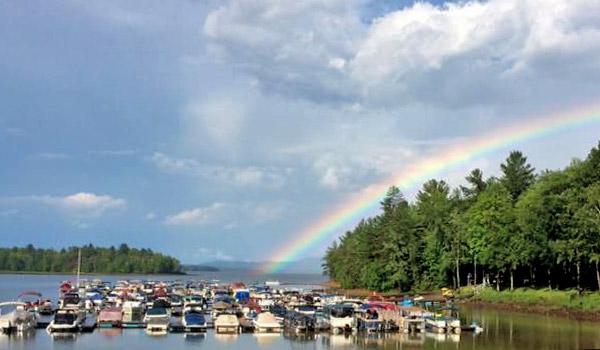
0,244,182,274
323,141,600,292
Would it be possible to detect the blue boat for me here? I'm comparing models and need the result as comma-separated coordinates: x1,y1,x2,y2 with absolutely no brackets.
182,308,207,332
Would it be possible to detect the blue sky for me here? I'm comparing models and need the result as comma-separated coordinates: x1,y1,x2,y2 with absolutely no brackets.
2,0,600,268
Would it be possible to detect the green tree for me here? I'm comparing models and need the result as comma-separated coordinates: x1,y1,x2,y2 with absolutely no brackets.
500,151,536,200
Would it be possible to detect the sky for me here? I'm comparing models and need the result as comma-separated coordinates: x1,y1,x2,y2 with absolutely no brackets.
1,0,600,269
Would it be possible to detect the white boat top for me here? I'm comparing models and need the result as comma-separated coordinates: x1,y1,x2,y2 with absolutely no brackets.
214,314,239,327
0,302,32,323
254,312,281,328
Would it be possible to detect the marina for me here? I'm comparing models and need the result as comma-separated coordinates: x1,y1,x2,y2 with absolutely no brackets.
1,273,600,350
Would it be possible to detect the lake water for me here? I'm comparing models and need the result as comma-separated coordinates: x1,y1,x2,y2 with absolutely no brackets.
1,273,600,350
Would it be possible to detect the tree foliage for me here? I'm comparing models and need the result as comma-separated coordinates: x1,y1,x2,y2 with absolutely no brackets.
0,244,181,274
323,142,600,292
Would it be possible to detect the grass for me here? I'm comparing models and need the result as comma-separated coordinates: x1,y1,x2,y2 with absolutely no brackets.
472,287,600,312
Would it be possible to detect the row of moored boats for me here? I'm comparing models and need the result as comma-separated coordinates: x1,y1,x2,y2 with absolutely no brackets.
0,279,483,336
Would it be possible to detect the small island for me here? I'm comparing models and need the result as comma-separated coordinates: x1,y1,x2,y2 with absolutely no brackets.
0,244,182,274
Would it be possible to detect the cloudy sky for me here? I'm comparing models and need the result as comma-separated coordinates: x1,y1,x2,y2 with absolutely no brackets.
1,0,600,268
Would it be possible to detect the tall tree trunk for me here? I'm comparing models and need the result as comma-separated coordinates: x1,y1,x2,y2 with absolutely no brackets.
576,261,581,292
456,256,460,290
496,272,500,291
510,269,514,291
474,256,477,287
548,267,552,290
596,260,600,292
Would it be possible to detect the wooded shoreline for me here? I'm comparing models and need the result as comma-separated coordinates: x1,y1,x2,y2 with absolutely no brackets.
323,142,600,295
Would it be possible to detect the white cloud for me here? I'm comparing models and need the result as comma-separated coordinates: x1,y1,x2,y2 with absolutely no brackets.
41,192,126,217
248,201,290,223
30,152,72,160
165,200,289,227
165,202,227,226
183,96,246,153
94,149,137,157
1,192,126,227
146,212,156,220
204,0,600,108
194,248,234,262
1,127,24,136
150,152,289,189
0,209,18,217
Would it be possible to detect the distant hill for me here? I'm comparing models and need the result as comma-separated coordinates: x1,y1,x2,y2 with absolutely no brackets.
203,257,322,274
181,264,220,272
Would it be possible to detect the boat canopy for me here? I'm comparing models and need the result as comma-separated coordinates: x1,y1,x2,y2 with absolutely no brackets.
18,291,42,299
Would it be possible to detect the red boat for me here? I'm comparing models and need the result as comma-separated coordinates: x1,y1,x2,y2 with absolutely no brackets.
18,291,54,315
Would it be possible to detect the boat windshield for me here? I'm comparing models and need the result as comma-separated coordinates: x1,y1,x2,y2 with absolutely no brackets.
63,294,80,305
55,313,77,324
147,308,167,316
331,307,353,318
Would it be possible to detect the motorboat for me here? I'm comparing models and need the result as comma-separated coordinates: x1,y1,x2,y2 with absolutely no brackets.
170,294,183,316
98,307,123,328
211,301,233,319
234,289,250,302
18,291,54,315
284,312,315,333
58,292,85,311
47,309,84,332
214,314,240,334
322,304,355,332
144,307,170,332
123,300,145,315
253,312,283,333
0,302,37,333
182,308,207,332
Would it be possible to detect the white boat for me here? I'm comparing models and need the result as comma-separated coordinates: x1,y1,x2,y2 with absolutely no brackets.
264,281,280,287
323,304,355,332
144,307,170,332
253,312,283,333
0,302,37,333
425,317,447,333
47,309,85,332
214,314,240,334
122,300,145,315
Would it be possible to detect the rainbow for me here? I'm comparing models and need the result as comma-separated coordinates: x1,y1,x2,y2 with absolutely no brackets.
261,103,600,274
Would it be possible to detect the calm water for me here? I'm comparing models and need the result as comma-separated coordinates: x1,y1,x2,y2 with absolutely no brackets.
1,273,600,350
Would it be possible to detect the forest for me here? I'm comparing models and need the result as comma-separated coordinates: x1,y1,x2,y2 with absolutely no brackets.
323,142,600,292
0,244,182,274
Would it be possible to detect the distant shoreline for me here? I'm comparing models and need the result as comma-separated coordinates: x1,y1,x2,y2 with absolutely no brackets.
0,270,187,276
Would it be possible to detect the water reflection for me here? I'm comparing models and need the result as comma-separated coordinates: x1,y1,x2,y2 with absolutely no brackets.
254,333,281,346
283,331,317,342
146,329,168,337
182,333,205,342
97,328,123,337
48,332,77,342
214,333,239,342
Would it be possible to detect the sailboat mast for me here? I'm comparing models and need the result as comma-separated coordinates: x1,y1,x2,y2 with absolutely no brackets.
76,248,81,288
